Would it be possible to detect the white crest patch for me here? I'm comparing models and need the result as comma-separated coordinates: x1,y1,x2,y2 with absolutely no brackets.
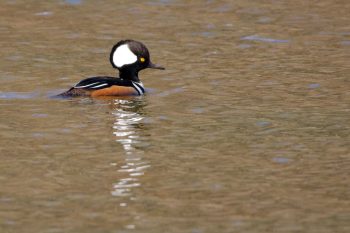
113,44,137,68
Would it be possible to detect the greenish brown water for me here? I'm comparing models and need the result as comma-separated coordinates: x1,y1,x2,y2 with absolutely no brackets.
0,0,350,232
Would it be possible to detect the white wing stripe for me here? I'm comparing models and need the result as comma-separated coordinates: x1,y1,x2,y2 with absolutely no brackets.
75,82,100,88
91,83,109,89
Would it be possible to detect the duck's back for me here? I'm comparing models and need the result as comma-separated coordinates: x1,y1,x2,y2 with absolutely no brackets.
58,77,144,97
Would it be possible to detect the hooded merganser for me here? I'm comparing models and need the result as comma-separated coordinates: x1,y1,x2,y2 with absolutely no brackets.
58,39,164,97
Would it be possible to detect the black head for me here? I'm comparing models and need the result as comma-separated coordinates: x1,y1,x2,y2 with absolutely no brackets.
110,40,164,74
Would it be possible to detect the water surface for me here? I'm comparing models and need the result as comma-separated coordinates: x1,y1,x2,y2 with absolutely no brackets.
0,0,349,232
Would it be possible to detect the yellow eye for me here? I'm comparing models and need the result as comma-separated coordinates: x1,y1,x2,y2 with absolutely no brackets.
140,57,145,63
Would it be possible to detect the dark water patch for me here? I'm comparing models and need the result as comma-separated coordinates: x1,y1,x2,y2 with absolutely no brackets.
47,89,68,98
157,87,184,97
0,92,39,99
32,113,48,118
257,17,273,23
34,11,53,16
5,55,23,61
255,121,272,127
95,35,114,41
64,0,82,5
238,7,267,15
191,107,205,114
147,0,177,6
89,48,109,54
212,3,233,13
238,44,252,49
340,40,350,46
193,31,216,38
32,132,46,137
272,157,292,164
16,41,31,46
65,33,82,39
33,57,49,63
309,83,321,89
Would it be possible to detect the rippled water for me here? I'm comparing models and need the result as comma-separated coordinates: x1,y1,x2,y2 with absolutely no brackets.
1,0,350,232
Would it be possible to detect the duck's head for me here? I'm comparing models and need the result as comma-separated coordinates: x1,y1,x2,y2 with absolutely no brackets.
110,40,164,81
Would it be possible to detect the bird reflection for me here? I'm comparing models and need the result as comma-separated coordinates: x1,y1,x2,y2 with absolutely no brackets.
110,98,149,198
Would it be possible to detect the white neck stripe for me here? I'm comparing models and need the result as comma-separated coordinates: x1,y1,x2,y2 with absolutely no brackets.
132,81,144,95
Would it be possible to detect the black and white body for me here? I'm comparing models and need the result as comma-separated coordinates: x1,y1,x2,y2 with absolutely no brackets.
59,39,164,97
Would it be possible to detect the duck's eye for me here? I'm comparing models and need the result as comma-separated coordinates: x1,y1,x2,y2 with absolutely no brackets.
140,57,145,63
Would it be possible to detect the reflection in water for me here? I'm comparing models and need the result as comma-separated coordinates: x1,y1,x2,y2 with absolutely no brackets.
110,98,150,198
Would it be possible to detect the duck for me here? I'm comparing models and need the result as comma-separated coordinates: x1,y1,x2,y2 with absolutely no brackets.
58,39,164,97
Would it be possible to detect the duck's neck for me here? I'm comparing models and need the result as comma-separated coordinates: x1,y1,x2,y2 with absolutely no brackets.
119,69,140,82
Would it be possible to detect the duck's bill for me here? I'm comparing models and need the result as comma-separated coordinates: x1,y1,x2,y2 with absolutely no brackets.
148,62,165,70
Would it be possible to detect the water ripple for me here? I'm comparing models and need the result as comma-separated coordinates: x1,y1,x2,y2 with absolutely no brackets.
241,35,289,43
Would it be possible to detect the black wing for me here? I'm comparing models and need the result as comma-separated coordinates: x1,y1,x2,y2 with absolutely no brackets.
74,76,131,90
